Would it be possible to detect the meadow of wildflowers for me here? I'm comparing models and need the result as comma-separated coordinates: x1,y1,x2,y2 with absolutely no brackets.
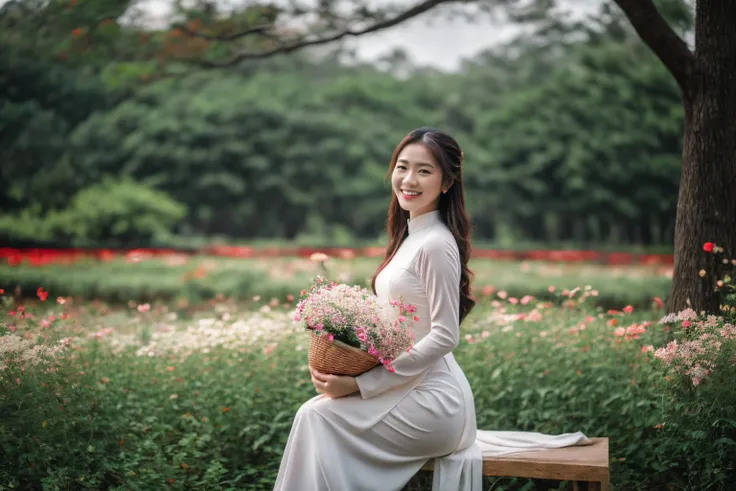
1,251,734,490
0,255,673,310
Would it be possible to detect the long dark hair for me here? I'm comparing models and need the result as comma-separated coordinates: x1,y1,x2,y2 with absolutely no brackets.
371,127,476,324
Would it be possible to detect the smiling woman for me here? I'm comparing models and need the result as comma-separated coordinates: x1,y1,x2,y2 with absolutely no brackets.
376,127,474,323
272,127,591,491
392,142,446,218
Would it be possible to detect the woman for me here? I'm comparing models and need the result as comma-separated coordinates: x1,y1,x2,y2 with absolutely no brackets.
273,127,589,491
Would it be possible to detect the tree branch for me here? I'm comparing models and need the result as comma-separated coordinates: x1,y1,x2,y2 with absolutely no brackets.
612,0,695,94
200,0,455,68
173,23,277,42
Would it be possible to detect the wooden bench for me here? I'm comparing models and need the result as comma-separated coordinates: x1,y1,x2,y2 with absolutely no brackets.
421,437,609,490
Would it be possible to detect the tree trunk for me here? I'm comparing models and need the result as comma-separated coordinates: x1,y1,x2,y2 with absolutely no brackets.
668,0,736,314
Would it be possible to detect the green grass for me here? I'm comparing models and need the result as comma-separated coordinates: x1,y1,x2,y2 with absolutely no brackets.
0,255,673,310
0,290,679,490
154,234,676,254
3,258,733,490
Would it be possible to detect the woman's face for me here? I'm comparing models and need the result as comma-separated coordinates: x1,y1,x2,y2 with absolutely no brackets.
392,143,444,219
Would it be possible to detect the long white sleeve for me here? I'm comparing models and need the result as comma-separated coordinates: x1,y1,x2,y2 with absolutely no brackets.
356,235,461,399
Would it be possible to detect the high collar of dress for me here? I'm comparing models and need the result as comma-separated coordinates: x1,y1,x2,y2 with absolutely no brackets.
408,210,442,235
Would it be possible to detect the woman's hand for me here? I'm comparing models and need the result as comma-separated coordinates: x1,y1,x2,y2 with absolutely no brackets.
310,367,359,398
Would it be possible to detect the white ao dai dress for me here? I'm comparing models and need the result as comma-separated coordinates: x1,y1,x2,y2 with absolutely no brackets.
273,210,590,491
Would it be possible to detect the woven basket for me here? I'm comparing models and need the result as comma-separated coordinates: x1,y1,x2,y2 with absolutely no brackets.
308,330,380,376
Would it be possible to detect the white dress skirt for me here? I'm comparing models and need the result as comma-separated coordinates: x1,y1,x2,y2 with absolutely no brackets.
273,210,590,491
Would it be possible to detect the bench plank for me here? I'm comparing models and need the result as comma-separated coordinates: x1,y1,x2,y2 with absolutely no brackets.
421,437,609,484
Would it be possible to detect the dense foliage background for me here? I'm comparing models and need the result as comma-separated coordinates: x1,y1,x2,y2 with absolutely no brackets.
0,0,688,249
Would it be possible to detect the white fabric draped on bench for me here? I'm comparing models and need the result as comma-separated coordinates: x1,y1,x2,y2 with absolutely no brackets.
431,431,592,490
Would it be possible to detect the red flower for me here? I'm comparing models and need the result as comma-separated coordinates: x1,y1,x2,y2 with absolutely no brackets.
703,242,715,253
37,287,48,302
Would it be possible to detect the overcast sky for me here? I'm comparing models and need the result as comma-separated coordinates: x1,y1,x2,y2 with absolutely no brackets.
134,0,604,70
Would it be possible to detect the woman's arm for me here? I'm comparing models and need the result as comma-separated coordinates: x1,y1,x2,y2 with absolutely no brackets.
355,235,461,399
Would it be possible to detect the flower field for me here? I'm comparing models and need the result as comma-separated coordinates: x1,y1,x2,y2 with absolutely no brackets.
1,252,735,490
0,249,674,312
0,246,675,267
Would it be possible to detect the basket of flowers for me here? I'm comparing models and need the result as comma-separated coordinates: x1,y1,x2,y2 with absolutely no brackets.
292,276,417,376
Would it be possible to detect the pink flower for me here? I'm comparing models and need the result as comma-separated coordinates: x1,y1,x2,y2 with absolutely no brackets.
654,341,678,364
356,328,367,342
626,324,646,339
623,305,634,314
